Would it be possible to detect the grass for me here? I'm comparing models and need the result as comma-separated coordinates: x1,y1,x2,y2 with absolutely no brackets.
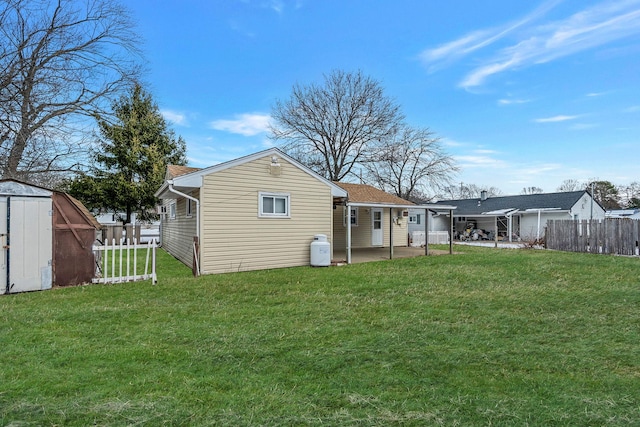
1,245,639,426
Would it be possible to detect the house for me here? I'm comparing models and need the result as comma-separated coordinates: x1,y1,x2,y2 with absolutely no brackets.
155,148,454,275
1,180,101,294
428,190,605,241
155,148,347,275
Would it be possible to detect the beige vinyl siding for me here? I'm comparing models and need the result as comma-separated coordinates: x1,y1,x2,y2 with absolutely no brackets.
333,206,409,249
161,190,198,268
200,155,333,274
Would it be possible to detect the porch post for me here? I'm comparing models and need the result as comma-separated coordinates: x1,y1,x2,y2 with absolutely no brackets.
346,204,352,264
449,209,454,255
424,208,429,256
389,207,394,259
494,216,498,248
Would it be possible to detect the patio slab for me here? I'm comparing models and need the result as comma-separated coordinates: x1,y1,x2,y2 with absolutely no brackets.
332,246,452,264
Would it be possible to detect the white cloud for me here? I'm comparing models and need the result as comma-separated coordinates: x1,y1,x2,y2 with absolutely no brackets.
420,0,640,88
419,0,560,73
623,105,640,112
161,110,187,126
498,98,530,105
534,115,579,123
455,154,507,168
209,113,271,136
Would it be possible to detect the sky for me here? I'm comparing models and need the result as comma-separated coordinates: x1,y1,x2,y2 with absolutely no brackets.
128,0,640,196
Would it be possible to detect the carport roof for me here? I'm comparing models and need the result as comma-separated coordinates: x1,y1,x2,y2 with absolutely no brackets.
433,191,590,216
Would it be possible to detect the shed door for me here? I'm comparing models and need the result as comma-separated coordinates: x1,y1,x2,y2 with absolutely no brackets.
5,197,53,293
0,197,6,294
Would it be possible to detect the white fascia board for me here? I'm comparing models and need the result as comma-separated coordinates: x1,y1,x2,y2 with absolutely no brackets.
173,173,203,188
408,204,457,211
347,202,453,210
523,207,563,212
481,208,519,216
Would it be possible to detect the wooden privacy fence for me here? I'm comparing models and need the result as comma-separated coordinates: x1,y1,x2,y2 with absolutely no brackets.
546,219,640,256
102,224,141,245
101,224,160,245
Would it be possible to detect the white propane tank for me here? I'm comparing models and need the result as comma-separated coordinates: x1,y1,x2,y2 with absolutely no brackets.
310,234,331,267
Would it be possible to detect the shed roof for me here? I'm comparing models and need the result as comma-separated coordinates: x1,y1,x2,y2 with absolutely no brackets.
64,194,102,229
433,191,589,216
0,179,52,197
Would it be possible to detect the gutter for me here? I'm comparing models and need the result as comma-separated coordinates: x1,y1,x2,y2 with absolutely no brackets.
166,181,201,276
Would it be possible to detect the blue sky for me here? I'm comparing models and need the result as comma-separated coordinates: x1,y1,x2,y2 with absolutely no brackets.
129,0,640,196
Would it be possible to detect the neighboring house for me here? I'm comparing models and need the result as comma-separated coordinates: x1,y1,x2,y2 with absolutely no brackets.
431,190,605,241
155,148,452,275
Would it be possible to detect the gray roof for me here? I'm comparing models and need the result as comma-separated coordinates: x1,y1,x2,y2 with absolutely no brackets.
433,191,588,216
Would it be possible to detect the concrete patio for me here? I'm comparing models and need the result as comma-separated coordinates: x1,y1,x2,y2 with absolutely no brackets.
332,246,453,264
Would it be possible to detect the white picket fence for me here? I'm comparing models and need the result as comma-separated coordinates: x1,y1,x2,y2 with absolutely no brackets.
93,239,157,285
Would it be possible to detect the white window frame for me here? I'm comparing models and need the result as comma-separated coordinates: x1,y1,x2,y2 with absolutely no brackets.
409,214,422,224
344,206,358,227
258,192,290,218
169,202,176,220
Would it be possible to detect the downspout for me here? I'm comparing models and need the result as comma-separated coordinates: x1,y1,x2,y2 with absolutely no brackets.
5,196,10,294
167,181,201,276
346,203,352,264
424,208,429,256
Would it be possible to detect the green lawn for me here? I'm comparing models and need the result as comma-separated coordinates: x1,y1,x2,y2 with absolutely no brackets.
1,246,638,426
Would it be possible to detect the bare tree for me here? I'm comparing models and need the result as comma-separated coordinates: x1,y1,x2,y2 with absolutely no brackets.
364,125,457,201
0,0,142,182
437,183,502,200
270,69,403,181
556,179,583,192
521,186,544,195
619,181,640,209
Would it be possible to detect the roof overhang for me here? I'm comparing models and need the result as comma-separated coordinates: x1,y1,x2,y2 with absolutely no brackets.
523,207,563,212
348,202,457,211
481,208,519,216
155,148,348,200
155,175,203,199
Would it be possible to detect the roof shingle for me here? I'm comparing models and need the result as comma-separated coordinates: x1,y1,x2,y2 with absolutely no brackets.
335,182,414,206
167,165,201,179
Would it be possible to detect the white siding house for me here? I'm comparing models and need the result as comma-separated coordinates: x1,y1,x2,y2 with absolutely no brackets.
432,191,605,241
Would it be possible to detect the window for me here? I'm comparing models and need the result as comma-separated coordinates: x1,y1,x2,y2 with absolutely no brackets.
259,192,290,218
186,199,193,218
409,214,421,224
169,202,176,220
344,207,358,227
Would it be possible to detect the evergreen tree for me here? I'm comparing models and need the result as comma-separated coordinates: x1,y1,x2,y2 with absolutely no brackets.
69,84,187,223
